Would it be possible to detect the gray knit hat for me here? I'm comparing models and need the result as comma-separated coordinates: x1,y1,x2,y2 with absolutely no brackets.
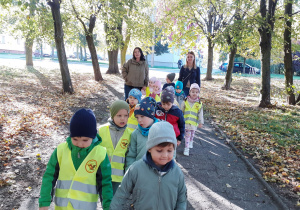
146,121,177,150
110,100,129,119
167,73,176,82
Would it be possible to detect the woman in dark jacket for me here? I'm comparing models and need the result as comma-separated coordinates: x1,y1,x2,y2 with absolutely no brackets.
178,51,201,96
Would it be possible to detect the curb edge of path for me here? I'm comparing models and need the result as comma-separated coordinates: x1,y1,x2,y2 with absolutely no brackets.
208,116,289,210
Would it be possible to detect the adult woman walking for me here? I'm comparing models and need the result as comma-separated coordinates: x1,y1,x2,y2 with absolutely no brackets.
122,47,149,100
178,51,201,96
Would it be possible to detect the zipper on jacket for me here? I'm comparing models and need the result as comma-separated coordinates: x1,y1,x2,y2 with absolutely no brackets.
157,175,162,209
77,152,80,158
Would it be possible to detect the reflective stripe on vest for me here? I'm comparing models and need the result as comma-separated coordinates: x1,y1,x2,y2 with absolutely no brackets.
55,142,106,210
99,126,132,182
127,114,138,131
184,100,202,126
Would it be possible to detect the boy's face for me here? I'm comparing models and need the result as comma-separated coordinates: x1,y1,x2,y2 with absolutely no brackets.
113,109,129,127
71,137,93,148
189,88,199,99
175,89,182,94
161,102,172,111
166,77,171,84
128,96,138,106
135,114,154,128
148,144,174,168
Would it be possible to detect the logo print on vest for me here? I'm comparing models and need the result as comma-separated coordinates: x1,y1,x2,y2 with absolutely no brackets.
85,159,97,173
120,139,129,149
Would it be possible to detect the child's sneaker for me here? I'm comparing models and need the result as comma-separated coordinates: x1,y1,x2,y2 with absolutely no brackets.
183,148,189,156
189,141,193,148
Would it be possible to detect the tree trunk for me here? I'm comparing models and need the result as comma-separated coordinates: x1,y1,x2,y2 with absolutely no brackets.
258,0,277,107
121,33,131,66
222,46,237,90
48,0,73,94
284,0,295,105
86,34,103,81
243,57,246,74
84,15,103,81
104,19,122,74
106,49,119,74
204,37,214,80
80,46,83,60
25,37,33,66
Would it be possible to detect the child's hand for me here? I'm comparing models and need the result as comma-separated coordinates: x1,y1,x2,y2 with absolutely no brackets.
177,140,181,146
39,207,49,210
142,86,146,91
198,124,203,128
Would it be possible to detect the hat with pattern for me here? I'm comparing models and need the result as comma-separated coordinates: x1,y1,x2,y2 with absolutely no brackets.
134,97,156,119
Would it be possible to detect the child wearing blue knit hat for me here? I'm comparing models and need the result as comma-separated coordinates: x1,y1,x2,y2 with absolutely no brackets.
111,121,187,210
127,88,142,131
125,97,159,171
175,80,185,107
39,109,113,210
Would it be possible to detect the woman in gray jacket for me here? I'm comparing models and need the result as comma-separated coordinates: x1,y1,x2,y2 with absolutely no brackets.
110,121,187,210
122,47,149,100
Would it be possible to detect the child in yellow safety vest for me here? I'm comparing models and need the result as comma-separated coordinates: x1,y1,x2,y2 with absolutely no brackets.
98,100,132,194
126,88,142,131
39,108,113,210
142,77,157,96
180,83,204,156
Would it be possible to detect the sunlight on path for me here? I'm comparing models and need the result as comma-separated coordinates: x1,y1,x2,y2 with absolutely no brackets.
177,162,243,210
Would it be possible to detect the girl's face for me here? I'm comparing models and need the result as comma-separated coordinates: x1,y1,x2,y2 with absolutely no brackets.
154,85,160,93
149,80,155,87
186,53,194,65
134,49,141,60
189,88,199,99
113,109,129,127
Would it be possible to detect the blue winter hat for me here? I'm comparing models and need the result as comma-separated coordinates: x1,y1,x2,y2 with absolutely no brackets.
70,108,97,139
175,81,183,90
128,88,142,103
134,97,156,119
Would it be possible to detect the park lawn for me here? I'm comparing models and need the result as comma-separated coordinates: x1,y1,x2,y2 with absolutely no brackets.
200,75,300,197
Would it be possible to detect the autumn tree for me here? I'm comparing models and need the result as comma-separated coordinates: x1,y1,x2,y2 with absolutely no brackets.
158,0,237,80
258,0,278,107
68,0,103,81
47,0,73,93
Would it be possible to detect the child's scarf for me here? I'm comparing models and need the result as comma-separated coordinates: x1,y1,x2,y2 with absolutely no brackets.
175,90,184,96
138,118,158,136
129,104,135,117
187,95,200,103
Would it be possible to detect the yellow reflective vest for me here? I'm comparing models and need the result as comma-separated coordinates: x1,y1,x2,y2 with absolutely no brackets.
184,100,202,127
55,142,106,210
99,126,132,182
127,114,138,131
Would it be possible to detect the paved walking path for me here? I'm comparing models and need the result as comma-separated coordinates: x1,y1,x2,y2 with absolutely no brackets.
175,121,280,210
